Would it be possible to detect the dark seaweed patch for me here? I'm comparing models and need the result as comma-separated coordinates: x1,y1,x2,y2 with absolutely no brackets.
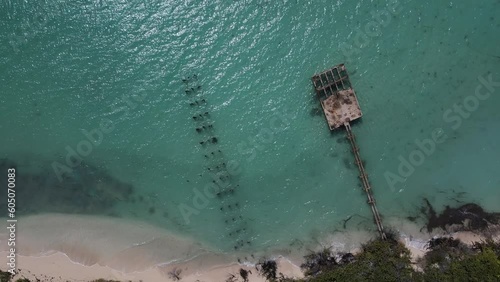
343,158,353,170
422,198,500,232
0,158,135,215
148,206,156,214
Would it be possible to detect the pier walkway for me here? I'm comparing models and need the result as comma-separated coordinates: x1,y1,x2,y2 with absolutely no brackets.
311,64,387,240
344,122,386,240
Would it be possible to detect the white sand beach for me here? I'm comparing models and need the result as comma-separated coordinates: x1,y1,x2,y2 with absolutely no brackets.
0,214,303,282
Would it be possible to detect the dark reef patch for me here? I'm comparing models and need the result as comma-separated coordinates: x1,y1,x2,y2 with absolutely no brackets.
336,137,346,144
0,158,135,216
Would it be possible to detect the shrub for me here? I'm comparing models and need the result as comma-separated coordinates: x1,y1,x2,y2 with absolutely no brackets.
310,239,417,282
257,259,277,281
300,248,337,276
0,270,11,282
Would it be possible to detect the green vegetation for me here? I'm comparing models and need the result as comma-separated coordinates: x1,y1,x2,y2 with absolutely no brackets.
0,270,11,282
302,239,416,282
418,237,500,282
256,259,279,281
286,236,500,282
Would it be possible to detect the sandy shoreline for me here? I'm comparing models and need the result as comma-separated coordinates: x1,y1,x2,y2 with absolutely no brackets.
0,214,498,282
0,251,304,282
0,214,304,281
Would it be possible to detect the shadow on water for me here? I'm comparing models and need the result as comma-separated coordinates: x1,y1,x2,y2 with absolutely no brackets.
0,158,135,215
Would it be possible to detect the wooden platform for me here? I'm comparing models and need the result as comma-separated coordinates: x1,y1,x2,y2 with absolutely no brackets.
312,64,362,130
321,89,362,130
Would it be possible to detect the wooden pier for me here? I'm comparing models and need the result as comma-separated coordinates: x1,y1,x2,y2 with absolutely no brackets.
312,64,387,240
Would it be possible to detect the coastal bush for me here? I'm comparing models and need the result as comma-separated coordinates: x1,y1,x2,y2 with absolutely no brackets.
257,259,278,281
0,270,11,282
419,237,500,281
422,237,471,269
239,268,250,282
300,248,338,276
300,237,499,282
421,247,500,281
307,239,416,282
448,248,500,281
473,238,500,258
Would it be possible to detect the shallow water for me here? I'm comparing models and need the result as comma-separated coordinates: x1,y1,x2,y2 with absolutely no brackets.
0,0,499,259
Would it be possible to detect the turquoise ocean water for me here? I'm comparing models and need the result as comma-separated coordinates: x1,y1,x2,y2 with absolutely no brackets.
1,0,499,259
